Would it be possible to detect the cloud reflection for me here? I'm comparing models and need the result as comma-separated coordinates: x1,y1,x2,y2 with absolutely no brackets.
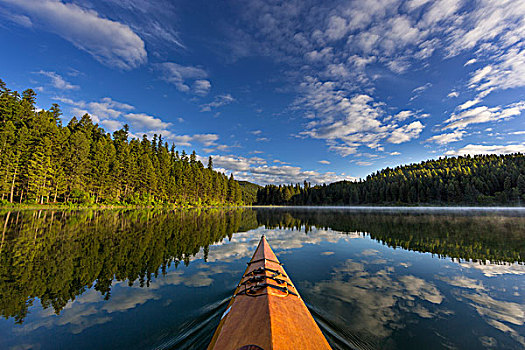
459,261,525,277
306,257,446,344
437,266,525,347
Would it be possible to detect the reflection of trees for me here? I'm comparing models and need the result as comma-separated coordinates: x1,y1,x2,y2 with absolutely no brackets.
2,208,523,325
0,209,258,323
257,209,525,264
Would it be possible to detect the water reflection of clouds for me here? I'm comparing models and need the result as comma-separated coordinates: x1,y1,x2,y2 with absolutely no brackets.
9,344,41,350
463,292,525,347
459,261,525,277
204,227,361,262
13,224,525,347
360,249,379,256
307,257,447,343
437,265,525,347
18,226,351,336
18,299,112,335
15,268,219,335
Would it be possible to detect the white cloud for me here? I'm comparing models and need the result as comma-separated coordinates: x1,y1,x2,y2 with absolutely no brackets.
125,113,172,130
420,0,462,27
469,49,525,98
193,80,211,96
412,83,431,94
202,144,231,153
305,47,334,63
387,59,411,74
0,6,32,27
410,83,432,101
389,151,401,155
156,62,208,93
232,0,525,138
356,161,372,166
36,70,79,90
129,132,225,153
191,134,220,146
444,102,525,130
394,110,413,121
200,94,235,112
55,96,134,124
426,130,465,144
405,0,432,11
447,1,525,55
328,144,359,157
469,65,493,85
209,155,253,172
101,119,124,132
325,15,349,41
445,143,525,156
387,121,425,144
208,154,353,185
1,0,147,69
318,160,331,164
220,0,525,161
54,96,198,145
297,77,426,154
169,135,192,147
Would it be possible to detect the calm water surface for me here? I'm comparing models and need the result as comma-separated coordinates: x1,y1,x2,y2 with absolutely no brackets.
0,208,524,349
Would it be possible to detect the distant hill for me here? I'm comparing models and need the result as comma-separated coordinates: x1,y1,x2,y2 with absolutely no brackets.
257,153,525,206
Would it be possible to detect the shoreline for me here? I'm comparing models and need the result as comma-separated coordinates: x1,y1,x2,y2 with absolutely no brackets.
1,204,524,211
0,204,249,210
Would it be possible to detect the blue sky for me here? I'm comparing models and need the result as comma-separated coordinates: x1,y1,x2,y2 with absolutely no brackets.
1,0,524,184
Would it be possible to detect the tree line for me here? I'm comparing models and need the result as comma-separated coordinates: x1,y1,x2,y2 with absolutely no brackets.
257,153,525,206
0,79,246,206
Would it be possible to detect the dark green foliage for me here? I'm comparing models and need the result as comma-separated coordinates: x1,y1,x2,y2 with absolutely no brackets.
238,181,261,205
257,154,525,206
0,79,245,206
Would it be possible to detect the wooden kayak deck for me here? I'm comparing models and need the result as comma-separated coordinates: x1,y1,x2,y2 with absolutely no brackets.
208,236,331,350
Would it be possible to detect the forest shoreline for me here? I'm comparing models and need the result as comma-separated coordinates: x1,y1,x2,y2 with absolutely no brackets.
0,203,250,210
2,203,525,211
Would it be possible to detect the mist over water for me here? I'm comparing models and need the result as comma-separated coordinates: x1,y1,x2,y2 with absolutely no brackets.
0,208,524,349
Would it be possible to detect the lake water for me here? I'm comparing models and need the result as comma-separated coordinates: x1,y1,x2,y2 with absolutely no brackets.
0,208,524,349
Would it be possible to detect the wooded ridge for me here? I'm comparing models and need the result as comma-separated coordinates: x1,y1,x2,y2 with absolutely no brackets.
2,79,524,207
0,79,244,206
256,154,525,205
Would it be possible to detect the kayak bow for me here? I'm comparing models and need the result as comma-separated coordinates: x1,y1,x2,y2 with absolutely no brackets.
208,236,331,350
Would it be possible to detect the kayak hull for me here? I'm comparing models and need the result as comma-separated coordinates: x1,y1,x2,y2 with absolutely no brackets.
208,236,331,350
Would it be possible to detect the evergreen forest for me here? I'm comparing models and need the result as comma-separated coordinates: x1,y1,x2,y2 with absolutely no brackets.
2,79,525,208
256,154,525,206
0,79,245,206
